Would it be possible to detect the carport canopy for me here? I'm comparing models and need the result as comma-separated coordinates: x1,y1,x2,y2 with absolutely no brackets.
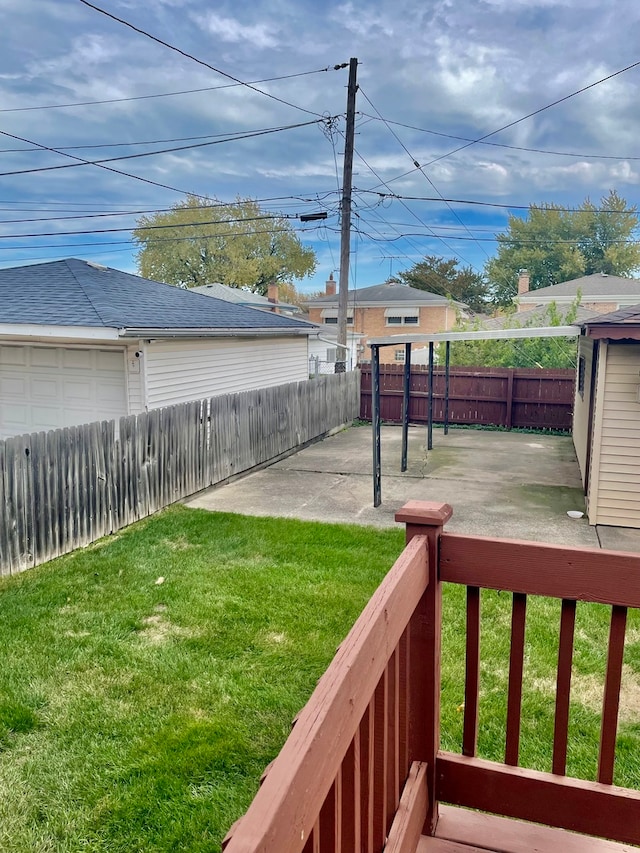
367,325,580,507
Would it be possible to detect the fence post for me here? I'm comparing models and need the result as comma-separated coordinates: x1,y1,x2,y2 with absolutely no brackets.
506,368,515,429
395,500,452,836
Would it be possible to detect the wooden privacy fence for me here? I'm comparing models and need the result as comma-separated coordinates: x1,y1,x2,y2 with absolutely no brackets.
360,364,575,431
0,371,359,576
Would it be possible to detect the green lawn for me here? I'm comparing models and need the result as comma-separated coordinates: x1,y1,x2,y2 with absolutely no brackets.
0,507,639,852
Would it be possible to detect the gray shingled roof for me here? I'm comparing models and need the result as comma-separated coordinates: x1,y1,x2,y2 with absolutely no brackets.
306,281,461,306
482,305,599,330
582,304,640,326
191,282,301,313
519,273,640,300
0,259,312,332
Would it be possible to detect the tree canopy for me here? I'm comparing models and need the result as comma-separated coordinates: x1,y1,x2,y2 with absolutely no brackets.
133,195,316,293
393,256,488,313
485,191,640,306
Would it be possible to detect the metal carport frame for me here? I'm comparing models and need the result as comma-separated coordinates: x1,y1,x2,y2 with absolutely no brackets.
368,325,580,507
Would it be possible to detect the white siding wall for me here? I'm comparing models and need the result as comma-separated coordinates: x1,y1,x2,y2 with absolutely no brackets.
589,342,640,528
572,336,594,486
125,343,145,415
144,336,309,409
308,335,359,370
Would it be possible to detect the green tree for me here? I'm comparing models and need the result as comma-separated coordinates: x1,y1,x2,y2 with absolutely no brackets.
445,301,579,369
485,191,640,306
393,256,488,313
133,195,316,293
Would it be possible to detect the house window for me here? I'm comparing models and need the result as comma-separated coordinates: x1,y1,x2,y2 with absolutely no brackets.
322,315,353,325
394,349,405,363
385,311,419,326
577,355,586,400
326,348,337,363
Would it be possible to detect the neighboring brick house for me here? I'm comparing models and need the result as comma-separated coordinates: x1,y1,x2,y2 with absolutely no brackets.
516,270,640,315
306,275,465,364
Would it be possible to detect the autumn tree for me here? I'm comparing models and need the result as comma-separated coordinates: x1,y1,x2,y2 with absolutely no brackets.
392,256,488,313
485,190,640,306
133,195,316,293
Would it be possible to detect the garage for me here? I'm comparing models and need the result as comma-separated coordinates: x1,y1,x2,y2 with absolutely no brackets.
0,344,127,439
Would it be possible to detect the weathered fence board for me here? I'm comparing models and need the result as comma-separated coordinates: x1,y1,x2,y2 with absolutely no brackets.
360,364,575,432
0,372,359,576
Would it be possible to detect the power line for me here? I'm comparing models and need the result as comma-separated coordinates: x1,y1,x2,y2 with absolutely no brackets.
358,112,640,162
0,68,333,114
347,229,640,245
0,127,327,154
0,117,332,178
0,223,328,251
354,189,639,214
0,127,219,199
358,87,491,265
0,211,318,240
422,58,640,168
0,192,341,225
78,0,347,118
0,190,339,211
356,57,640,195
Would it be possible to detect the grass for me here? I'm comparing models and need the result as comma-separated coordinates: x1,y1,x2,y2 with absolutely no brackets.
0,508,403,852
1,507,639,851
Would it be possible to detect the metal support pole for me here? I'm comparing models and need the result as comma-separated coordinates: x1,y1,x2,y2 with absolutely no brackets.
401,343,412,472
427,341,434,451
372,345,382,507
444,340,450,436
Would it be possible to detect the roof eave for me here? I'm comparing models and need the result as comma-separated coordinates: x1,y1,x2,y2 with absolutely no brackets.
0,323,120,342
585,325,640,341
118,327,313,339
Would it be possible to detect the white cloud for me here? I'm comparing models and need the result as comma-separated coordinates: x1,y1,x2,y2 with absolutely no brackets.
195,12,279,49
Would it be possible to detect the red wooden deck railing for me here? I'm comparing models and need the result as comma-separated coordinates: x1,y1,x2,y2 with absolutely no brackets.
223,502,640,853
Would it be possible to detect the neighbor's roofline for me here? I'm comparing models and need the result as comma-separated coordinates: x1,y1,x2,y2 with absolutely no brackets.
519,292,640,302
306,299,465,310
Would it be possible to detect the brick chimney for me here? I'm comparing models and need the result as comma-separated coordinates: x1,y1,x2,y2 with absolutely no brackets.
325,273,336,296
517,269,530,295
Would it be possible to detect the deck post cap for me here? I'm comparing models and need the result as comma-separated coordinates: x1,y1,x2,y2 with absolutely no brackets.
395,501,453,526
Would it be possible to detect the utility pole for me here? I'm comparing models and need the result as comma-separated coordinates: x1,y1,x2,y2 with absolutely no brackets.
335,57,358,374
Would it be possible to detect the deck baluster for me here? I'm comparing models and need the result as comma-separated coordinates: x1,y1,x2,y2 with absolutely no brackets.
505,592,527,766
552,598,576,775
598,605,628,785
463,586,481,757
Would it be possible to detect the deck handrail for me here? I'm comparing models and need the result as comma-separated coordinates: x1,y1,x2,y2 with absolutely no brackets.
224,501,640,851
437,528,640,846
223,503,452,852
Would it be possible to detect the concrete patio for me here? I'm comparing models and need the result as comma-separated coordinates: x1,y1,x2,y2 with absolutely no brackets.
185,424,640,551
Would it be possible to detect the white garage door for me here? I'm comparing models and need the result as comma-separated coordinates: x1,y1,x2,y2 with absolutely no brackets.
0,344,127,439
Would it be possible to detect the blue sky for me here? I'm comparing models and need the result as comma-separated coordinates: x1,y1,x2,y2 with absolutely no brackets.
1,0,640,293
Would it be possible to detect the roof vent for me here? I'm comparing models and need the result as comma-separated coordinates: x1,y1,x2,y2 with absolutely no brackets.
86,260,107,271
601,272,608,277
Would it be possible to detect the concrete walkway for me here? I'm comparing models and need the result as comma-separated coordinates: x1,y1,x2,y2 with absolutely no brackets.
185,425,640,551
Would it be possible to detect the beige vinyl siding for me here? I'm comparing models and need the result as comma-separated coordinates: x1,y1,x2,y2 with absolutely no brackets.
590,343,640,528
572,336,594,485
144,336,309,409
